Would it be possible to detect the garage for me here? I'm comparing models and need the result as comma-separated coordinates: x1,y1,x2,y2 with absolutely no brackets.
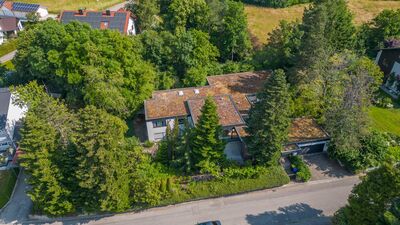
300,143,326,154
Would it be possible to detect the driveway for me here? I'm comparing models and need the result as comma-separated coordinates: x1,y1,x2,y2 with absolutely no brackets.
0,170,32,225
23,176,360,225
302,153,351,181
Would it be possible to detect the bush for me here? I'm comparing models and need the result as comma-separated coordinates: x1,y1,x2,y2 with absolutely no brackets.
160,166,290,205
143,140,154,148
288,155,312,182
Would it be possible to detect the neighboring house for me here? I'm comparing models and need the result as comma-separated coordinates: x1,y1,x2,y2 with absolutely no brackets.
0,1,48,21
0,88,25,167
375,47,400,98
144,72,330,162
59,9,136,35
0,16,22,44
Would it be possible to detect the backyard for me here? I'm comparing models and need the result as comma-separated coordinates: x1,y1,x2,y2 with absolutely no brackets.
12,0,125,13
245,0,400,44
0,168,19,208
369,106,400,136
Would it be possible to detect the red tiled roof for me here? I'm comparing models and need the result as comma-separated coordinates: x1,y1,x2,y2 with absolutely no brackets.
144,71,270,120
235,118,330,144
187,95,245,127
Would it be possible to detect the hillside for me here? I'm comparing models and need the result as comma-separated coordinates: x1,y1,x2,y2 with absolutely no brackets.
246,0,400,44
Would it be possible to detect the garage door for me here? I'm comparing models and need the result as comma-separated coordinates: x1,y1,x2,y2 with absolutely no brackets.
301,143,325,154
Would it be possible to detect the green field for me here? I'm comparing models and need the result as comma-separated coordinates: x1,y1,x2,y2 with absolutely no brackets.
12,0,125,13
0,168,19,208
369,106,400,136
246,0,400,44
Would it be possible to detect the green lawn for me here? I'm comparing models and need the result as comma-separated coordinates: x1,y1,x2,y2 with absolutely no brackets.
369,106,400,136
0,168,19,208
12,0,125,13
0,39,17,57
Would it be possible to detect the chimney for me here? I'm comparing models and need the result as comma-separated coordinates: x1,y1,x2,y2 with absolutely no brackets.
78,8,84,15
106,10,111,16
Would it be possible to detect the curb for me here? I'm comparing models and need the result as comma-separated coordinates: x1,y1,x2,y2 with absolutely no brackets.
0,167,21,214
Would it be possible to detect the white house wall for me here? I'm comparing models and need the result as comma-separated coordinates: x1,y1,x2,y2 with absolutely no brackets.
5,93,26,141
127,18,136,35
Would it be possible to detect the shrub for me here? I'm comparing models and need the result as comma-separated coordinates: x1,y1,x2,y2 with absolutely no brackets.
143,140,154,148
288,155,312,182
160,166,290,205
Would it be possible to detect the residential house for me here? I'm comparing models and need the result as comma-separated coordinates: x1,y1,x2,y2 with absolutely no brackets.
0,16,22,44
59,9,136,35
0,1,48,21
144,72,330,162
0,88,25,167
375,47,400,98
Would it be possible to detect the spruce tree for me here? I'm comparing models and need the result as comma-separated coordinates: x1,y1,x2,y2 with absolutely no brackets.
16,82,77,216
74,106,131,212
191,97,225,172
246,69,291,166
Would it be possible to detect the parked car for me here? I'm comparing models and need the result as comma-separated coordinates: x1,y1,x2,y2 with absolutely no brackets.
197,221,221,225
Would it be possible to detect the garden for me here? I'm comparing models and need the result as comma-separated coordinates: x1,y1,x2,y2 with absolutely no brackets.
0,168,19,208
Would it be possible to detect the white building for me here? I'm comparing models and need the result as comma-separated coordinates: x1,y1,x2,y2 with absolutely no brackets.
0,1,48,21
0,88,26,152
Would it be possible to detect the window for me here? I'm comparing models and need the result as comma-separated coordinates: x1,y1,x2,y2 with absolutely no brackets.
178,118,185,125
152,120,167,128
154,132,166,141
100,21,109,30
246,94,258,105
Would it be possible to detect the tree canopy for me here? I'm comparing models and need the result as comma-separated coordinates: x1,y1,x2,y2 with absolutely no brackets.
13,20,156,118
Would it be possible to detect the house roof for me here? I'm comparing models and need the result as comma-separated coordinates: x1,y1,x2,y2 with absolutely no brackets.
59,10,132,34
287,118,329,143
0,88,11,130
0,1,40,12
187,95,245,127
144,71,270,120
235,118,329,145
0,16,19,31
376,48,400,79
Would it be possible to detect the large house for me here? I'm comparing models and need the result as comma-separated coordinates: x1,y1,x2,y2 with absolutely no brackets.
375,47,400,98
0,88,25,167
0,1,48,21
59,9,136,35
144,72,330,162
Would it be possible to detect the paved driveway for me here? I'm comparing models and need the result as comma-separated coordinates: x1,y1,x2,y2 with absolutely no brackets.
0,170,32,225
302,154,351,181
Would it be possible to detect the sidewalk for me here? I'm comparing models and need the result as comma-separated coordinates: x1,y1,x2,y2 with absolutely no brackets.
0,50,16,64
0,170,32,224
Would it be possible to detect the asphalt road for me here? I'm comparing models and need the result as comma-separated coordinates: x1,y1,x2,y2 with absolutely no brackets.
22,176,359,225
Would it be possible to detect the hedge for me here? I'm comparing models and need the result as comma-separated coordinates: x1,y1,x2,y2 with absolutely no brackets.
160,166,290,205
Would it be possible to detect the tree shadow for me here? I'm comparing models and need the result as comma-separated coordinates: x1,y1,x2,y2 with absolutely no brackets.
303,153,352,179
245,203,331,225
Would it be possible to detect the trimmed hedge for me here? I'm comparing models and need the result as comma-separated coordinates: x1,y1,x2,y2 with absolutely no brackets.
160,166,290,205
288,155,311,182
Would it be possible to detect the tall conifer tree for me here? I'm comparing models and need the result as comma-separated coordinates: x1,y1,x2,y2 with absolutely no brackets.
246,69,291,165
